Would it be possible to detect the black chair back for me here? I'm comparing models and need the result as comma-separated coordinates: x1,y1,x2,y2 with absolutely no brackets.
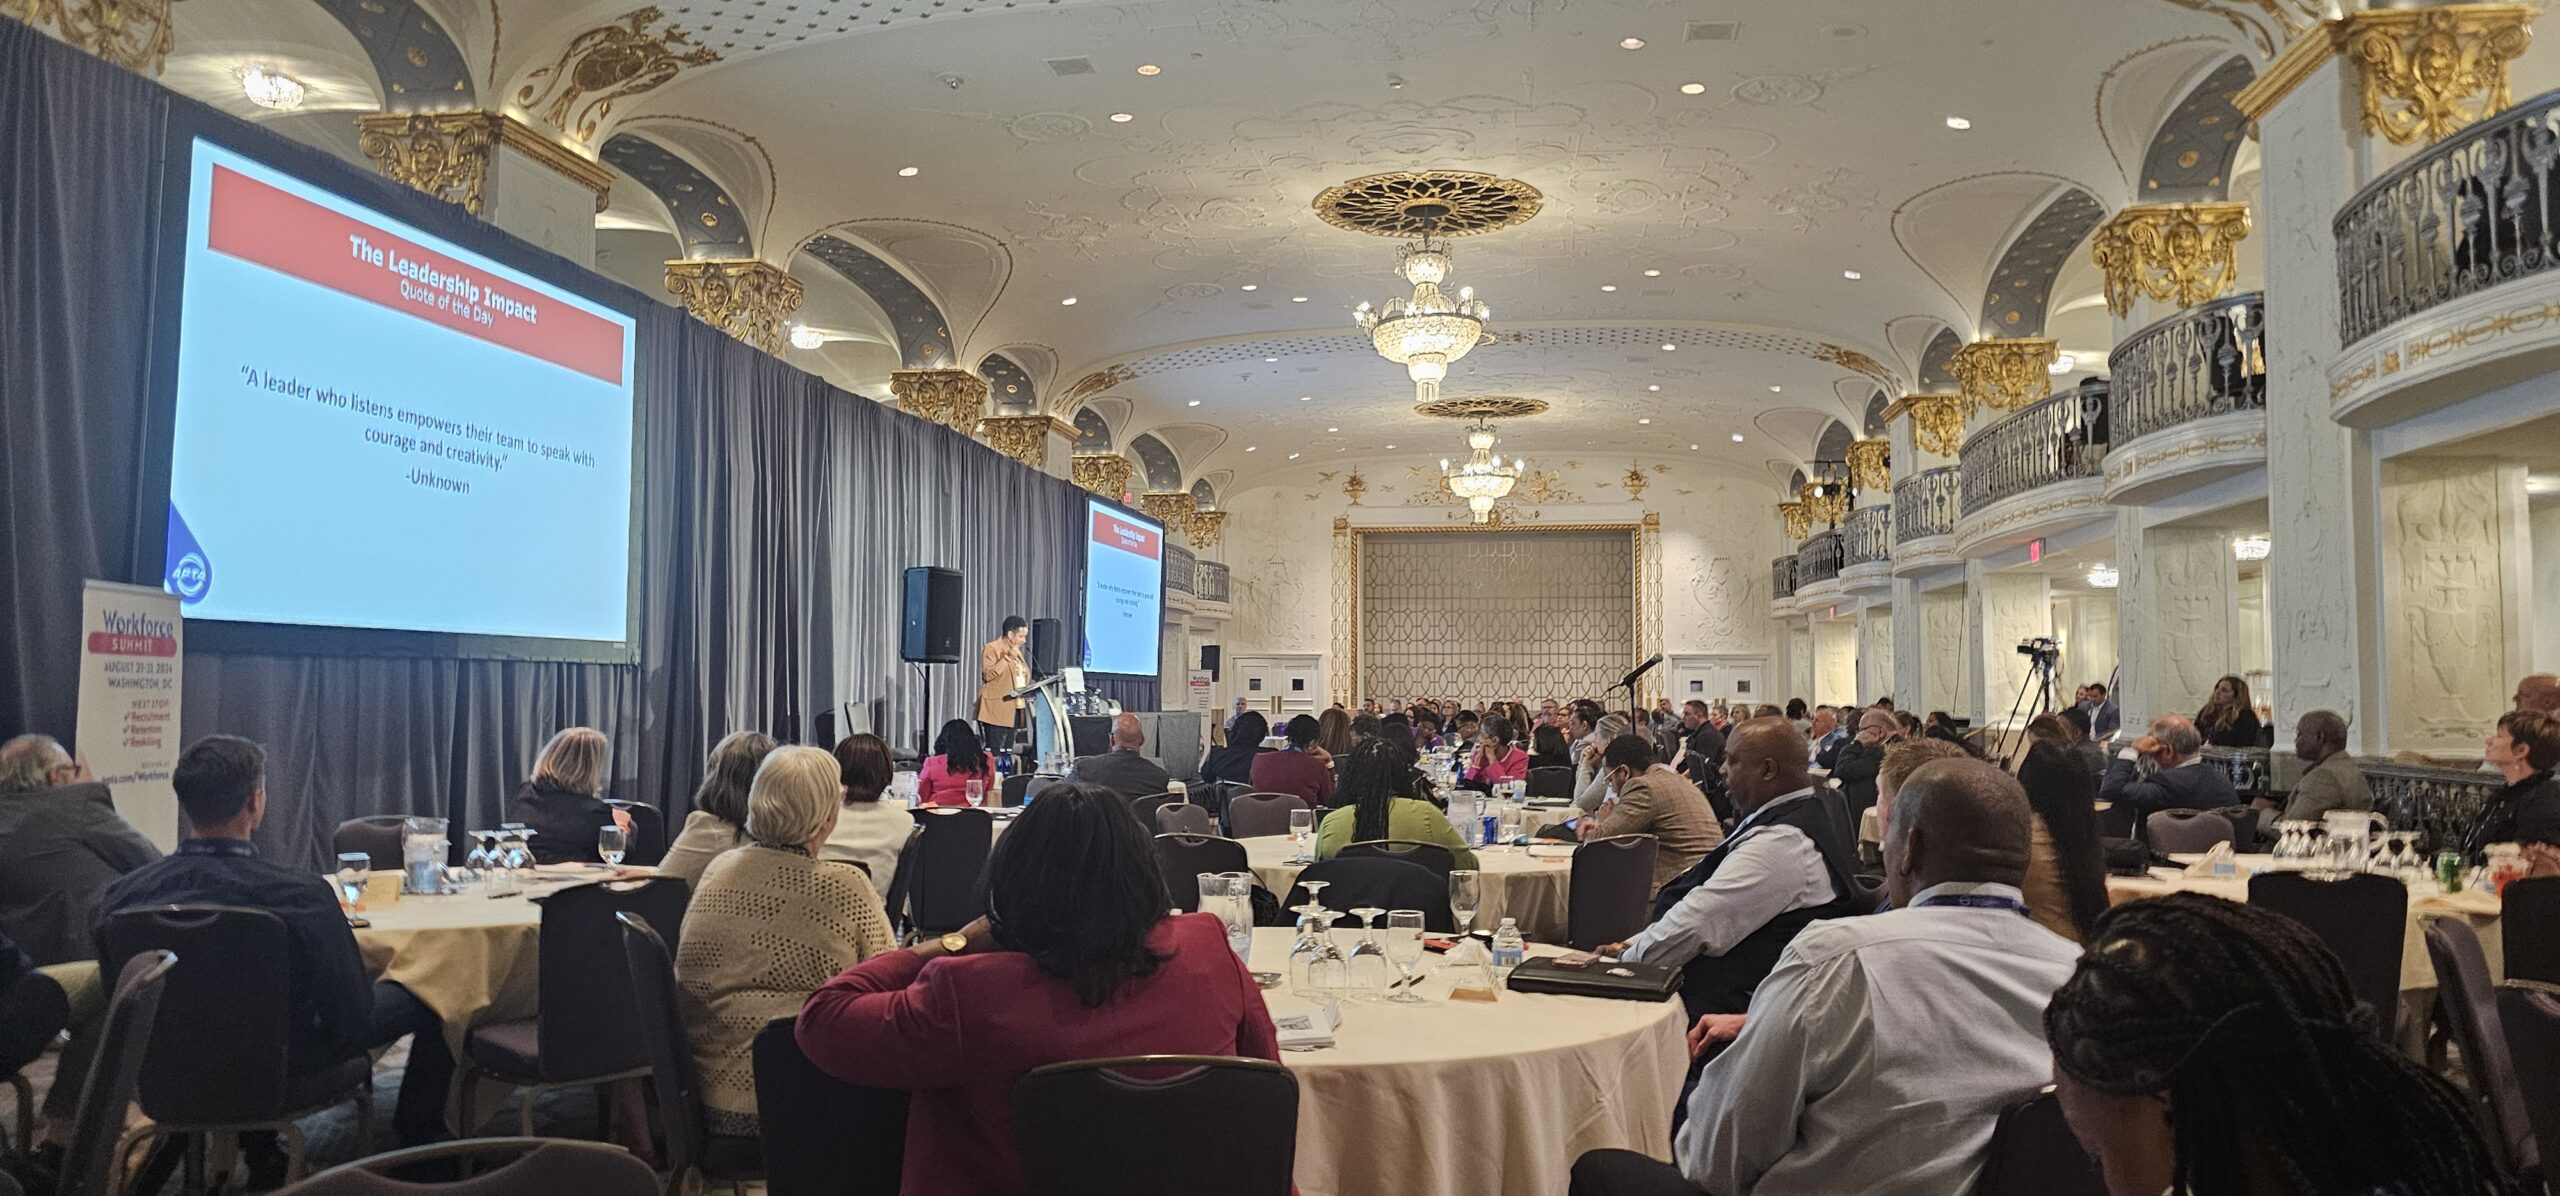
1129,793,1182,830
0,956,70,1075
1336,839,1457,883
1970,1088,2104,1195
1013,1056,1296,1196
1566,835,1658,951
881,825,925,932
1524,767,1576,801
2144,809,2234,854
102,906,299,1125
1152,835,1251,910
531,877,691,1082
273,1138,658,1195
1282,858,1452,932
909,808,994,936
2496,981,2560,1184
615,912,745,1186
2501,876,2560,984
2423,918,2541,1181
604,801,668,866
2246,871,2406,1026
1225,793,1306,840
2092,803,2137,839
333,816,409,871
752,1018,908,1196
999,773,1034,807
58,950,175,1196
1155,802,1216,837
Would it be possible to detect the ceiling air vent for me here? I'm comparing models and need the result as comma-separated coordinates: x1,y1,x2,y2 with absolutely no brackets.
1044,56,1095,76
1686,21,1739,41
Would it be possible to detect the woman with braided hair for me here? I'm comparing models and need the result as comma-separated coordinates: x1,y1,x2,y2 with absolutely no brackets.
2045,892,2523,1196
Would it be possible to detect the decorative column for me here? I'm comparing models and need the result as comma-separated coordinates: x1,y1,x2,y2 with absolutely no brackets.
2339,4,2533,146
1184,508,1227,549
8,0,178,74
1949,339,2057,416
980,414,1076,473
1137,492,1199,541
1966,561,2052,727
664,259,804,355
1859,602,1896,709
2090,203,2253,322
1071,453,1134,500
888,368,987,435
357,112,616,262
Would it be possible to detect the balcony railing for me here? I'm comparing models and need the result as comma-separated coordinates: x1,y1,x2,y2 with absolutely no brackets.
1959,380,2110,515
2108,291,2267,444
1197,559,1230,604
1166,543,1196,596
1893,467,1959,543
1771,555,1798,600
2366,762,2502,854
2337,88,2560,346
1796,531,1845,586
1843,505,1891,566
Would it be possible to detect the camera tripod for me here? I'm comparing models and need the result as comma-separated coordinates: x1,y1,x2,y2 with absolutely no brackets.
1996,649,2060,763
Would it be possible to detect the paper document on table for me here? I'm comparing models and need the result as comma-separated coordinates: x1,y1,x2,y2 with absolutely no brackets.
1269,998,1340,1050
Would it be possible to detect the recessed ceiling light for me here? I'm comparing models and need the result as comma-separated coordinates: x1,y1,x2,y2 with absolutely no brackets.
1945,115,1971,130
1109,112,1134,123
1679,82,1705,95
1328,427,1340,432
1137,63,1161,75
1690,443,1700,450
1240,284,1258,291
897,166,920,177
1661,343,1677,351
1638,417,1652,425
1291,296,1309,302
1841,270,1862,280
1246,446,1258,452
1288,452,1300,459
1385,444,1397,449
1731,433,1746,442
1769,385,1783,392
1601,284,1618,292
1647,385,1661,392
1059,297,1078,306
239,65,307,111
1642,268,1662,277
1264,356,1279,362
1298,395,1311,401
1620,36,1646,49
1187,400,1201,406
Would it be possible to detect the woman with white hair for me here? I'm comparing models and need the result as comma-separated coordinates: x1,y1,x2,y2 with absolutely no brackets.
508,727,629,865
677,745,895,1135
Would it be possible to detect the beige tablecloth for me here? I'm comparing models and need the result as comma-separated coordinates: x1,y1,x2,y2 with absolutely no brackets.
353,884,546,1060
2103,856,2505,992
1249,928,1686,1196
1243,835,1575,943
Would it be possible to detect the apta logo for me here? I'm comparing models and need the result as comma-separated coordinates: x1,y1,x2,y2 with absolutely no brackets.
170,554,210,600
164,506,214,605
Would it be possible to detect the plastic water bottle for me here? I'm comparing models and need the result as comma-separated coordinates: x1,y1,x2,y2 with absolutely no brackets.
1490,918,1525,979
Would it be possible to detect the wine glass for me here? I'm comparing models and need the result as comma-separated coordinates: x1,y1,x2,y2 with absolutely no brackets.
1345,907,1392,995
1288,807,1316,861
1448,869,1481,937
598,824,628,868
499,823,530,873
1384,910,1428,1003
965,778,987,808
335,852,372,912
464,831,494,875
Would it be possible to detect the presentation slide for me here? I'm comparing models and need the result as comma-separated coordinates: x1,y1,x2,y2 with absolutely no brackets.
1082,499,1165,676
160,138,638,643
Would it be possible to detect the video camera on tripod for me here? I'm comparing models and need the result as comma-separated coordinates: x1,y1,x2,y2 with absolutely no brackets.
1996,638,2063,760
2015,636,2060,668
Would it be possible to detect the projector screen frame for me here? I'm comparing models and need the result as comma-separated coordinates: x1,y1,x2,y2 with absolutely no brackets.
1078,494,1167,681
133,111,648,665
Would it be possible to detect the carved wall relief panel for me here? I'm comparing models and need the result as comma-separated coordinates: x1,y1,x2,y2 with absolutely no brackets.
2149,527,2236,717
2383,459,2513,752
1979,573,2053,727
1813,619,1860,709
1923,591,1967,717
1863,610,1896,706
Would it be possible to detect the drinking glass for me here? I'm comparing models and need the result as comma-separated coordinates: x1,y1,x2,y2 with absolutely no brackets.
499,823,531,873
1198,872,1254,964
464,831,495,875
1287,901,1346,998
1448,869,1481,936
1345,907,1392,995
598,824,628,867
1384,910,1428,1003
965,779,987,807
335,852,372,910
1496,802,1524,846
1288,808,1316,861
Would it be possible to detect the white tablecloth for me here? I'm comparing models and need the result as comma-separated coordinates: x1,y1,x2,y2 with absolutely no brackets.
1249,928,1686,1196
1242,835,1576,943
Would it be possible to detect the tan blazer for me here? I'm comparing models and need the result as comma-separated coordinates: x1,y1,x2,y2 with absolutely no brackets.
1591,765,1726,891
978,636,1028,725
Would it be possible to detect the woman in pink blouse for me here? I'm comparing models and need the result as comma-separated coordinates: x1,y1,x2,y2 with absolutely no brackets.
916,719,997,806
1465,714,1530,785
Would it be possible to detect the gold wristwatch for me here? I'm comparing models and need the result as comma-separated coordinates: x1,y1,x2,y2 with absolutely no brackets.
939,931,969,954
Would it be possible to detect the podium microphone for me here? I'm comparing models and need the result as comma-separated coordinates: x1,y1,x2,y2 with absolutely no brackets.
1618,653,1665,691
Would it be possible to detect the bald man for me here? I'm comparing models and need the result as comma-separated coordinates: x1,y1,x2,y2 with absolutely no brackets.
1573,760,2080,1196
1063,712,1171,800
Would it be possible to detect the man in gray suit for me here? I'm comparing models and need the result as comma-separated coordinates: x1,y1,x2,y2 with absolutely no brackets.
2261,709,2371,832
0,735,162,966
1065,713,1173,800
2097,715,2240,817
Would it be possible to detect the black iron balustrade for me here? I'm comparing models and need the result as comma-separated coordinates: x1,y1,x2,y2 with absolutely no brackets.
2108,292,2267,444
2336,88,2560,346
1197,560,1230,604
1843,505,1892,567
2365,762,2501,854
1893,467,1959,543
1959,380,2110,515
1166,543,1197,596
1771,556,1798,600
1796,531,1845,586
2199,746,2274,800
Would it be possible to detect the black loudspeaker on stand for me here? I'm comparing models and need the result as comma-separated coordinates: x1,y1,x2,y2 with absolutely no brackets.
1030,616,1064,676
900,567,964,663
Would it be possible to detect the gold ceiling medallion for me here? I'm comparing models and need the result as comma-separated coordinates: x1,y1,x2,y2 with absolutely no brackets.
9,0,179,73
1414,395,1551,420
2343,4,2533,144
1071,453,1134,500
1778,500,1812,542
1885,392,1971,457
1184,508,1227,549
1136,492,1198,540
2090,202,2253,317
889,367,988,434
664,259,802,355
1847,438,1892,491
1949,338,2057,414
357,112,498,215
979,415,1062,471
514,7,719,144
1312,171,1544,238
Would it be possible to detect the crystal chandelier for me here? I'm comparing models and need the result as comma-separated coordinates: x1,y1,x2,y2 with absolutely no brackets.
2232,533,2271,561
1354,237,1491,406
1440,417,1522,523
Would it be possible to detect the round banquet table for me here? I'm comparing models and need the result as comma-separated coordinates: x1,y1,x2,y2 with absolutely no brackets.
1242,835,1575,944
1247,927,1686,1196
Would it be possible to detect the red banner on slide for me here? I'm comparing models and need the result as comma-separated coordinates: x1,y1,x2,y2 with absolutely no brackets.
1092,510,1163,561
206,165,627,385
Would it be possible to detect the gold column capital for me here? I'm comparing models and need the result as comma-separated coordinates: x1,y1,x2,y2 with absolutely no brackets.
978,414,1068,470
2341,3,2534,145
888,367,987,434
356,111,616,216
2090,202,2254,317
1070,452,1134,499
665,259,804,355
1184,508,1227,548
10,0,178,74
1778,500,1811,542
1847,438,1892,491
1136,491,1198,538
1884,393,1968,456
1948,338,2057,415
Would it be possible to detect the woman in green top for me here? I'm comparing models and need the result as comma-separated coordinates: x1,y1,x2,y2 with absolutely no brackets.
1315,739,1478,869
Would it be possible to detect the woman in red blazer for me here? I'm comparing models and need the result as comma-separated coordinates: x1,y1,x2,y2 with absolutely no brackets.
797,783,1282,1195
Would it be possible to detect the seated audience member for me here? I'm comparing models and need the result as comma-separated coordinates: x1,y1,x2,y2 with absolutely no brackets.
2195,674,2264,749
2057,706,2108,785
2097,715,2239,817
1568,702,1608,760
1572,714,1634,813
1528,724,1575,774
2516,672,2560,718
1581,735,1723,890
1826,707,1901,823
1894,711,1923,738
1067,713,1175,800
1349,712,1383,748
1317,706,1358,759
100,736,451,1148
1805,706,1844,768
2014,740,2110,943
823,733,914,896
2261,709,2370,833
795,784,1281,1195
1672,702,1729,803
1599,719,1864,1021
510,726,630,865
1465,715,1531,786
1783,699,1810,733
0,734,162,965
1876,739,1970,834
2044,893,2522,1196
679,746,895,1136
2076,682,2122,743
2465,709,2560,862
1250,715,1336,806
0,920,104,1165
918,720,998,807
1411,709,1446,751
657,731,778,889
1445,709,1479,752
1316,740,1476,868
1572,759,2080,1196
1200,711,1267,786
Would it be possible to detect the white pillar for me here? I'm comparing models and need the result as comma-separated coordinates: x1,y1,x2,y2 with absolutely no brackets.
1970,563,2054,727
1859,601,1896,707
1921,584,1968,718
1813,616,1859,709
1891,578,1925,709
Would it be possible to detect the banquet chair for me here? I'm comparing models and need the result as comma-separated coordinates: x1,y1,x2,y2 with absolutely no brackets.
1022,774,1068,804
54,950,175,1196
751,1018,907,1196
2423,918,2542,1184
1970,1087,2103,1195
273,1139,656,1195
2500,877,2560,984
1282,859,1453,932
1155,802,1216,837
1566,834,1658,951
603,801,667,867
906,807,993,937
1153,835,1251,910
457,877,691,1139
880,826,924,936
1337,839,1458,883
334,816,411,871
2143,809,2235,854
1524,766,1576,801
615,913,760,1196
999,773,1035,807
2092,803,2138,840
1224,793,1307,840
1013,1056,1296,1196
0,958,71,1154
2247,871,2406,1027
2497,981,2560,1183
1130,793,1182,830
103,907,374,1189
